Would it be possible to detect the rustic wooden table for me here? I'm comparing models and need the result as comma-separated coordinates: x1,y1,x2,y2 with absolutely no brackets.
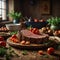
0,43,60,60
5,36,60,60
0,35,60,60
1,45,60,60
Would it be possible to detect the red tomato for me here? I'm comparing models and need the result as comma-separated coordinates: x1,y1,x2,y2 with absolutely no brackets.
34,30,39,34
10,37,19,43
9,37,12,40
13,38,19,43
47,47,55,54
39,19,45,22
10,38,15,41
0,41,6,47
33,28,37,31
31,28,35,33
12,34,17,38
58,30,60,34
31,28,39,34
31,30,35,34
34,19,39,22
32,28,37,32
0,36,4,41
38,50,44,55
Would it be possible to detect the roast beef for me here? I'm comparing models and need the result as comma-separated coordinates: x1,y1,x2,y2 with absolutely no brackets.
21,29,49,44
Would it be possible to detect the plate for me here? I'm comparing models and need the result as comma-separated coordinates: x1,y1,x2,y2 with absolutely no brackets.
0,32,11,40
7,37,56,50
49,36,60,43
0,30,9,32
6,23,21,31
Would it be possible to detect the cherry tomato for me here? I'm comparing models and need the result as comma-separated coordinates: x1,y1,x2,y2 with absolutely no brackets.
0,36,4,41
10,38,15,41
11,34,17,38
13,38,19,43
39,19,45,22
47,47,55,54
32,28,39,34
34,19,39,22
10,37,19,43
33,28,37,31
0,41,6,47
34,29,39,34
31,30,34,34
38,50,44,55
58,30,60,34
32,28,37,32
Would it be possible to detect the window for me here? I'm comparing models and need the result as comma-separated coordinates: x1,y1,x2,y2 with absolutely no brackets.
0,0,7,20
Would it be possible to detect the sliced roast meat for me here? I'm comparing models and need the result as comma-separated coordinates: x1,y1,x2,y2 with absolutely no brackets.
21,29,49,44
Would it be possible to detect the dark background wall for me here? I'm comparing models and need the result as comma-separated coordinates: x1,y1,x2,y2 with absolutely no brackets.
14,0,60,19
52,0,60,17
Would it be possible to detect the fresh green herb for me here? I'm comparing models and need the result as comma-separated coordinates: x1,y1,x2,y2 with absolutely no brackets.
8,11,22,20
47,17,60,26
43,54,49,58
0,47,7,57
10,31,18,35
22,50,28,55
56,42,60,50
49,55,55,60
8,47,19,57
8,46,12,50
5,53,11,60
0,47,19,60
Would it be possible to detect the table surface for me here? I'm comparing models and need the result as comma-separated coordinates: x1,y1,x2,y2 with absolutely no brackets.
0,45,60,60
10,47,60,60
7,36,60,60
0,33,60,60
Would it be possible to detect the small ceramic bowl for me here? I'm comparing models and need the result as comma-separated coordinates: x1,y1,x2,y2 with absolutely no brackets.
6,23,21,31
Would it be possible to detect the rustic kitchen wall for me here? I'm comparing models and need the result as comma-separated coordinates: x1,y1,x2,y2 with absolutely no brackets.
52,0,60,17
10,0,60,19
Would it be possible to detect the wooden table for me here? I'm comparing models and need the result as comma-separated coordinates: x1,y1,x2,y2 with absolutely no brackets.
1,45,60,60
5,36,60,60
0,35,60,60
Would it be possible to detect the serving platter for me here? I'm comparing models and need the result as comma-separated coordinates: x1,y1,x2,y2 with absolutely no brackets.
0,30,10,32
0,32,11,40
7,37,57,50
0,32,10,36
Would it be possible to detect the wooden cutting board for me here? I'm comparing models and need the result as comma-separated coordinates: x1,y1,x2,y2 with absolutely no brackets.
7,36,57,50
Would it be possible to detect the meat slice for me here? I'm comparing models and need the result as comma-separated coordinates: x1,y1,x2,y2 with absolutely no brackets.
21,29,49,44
